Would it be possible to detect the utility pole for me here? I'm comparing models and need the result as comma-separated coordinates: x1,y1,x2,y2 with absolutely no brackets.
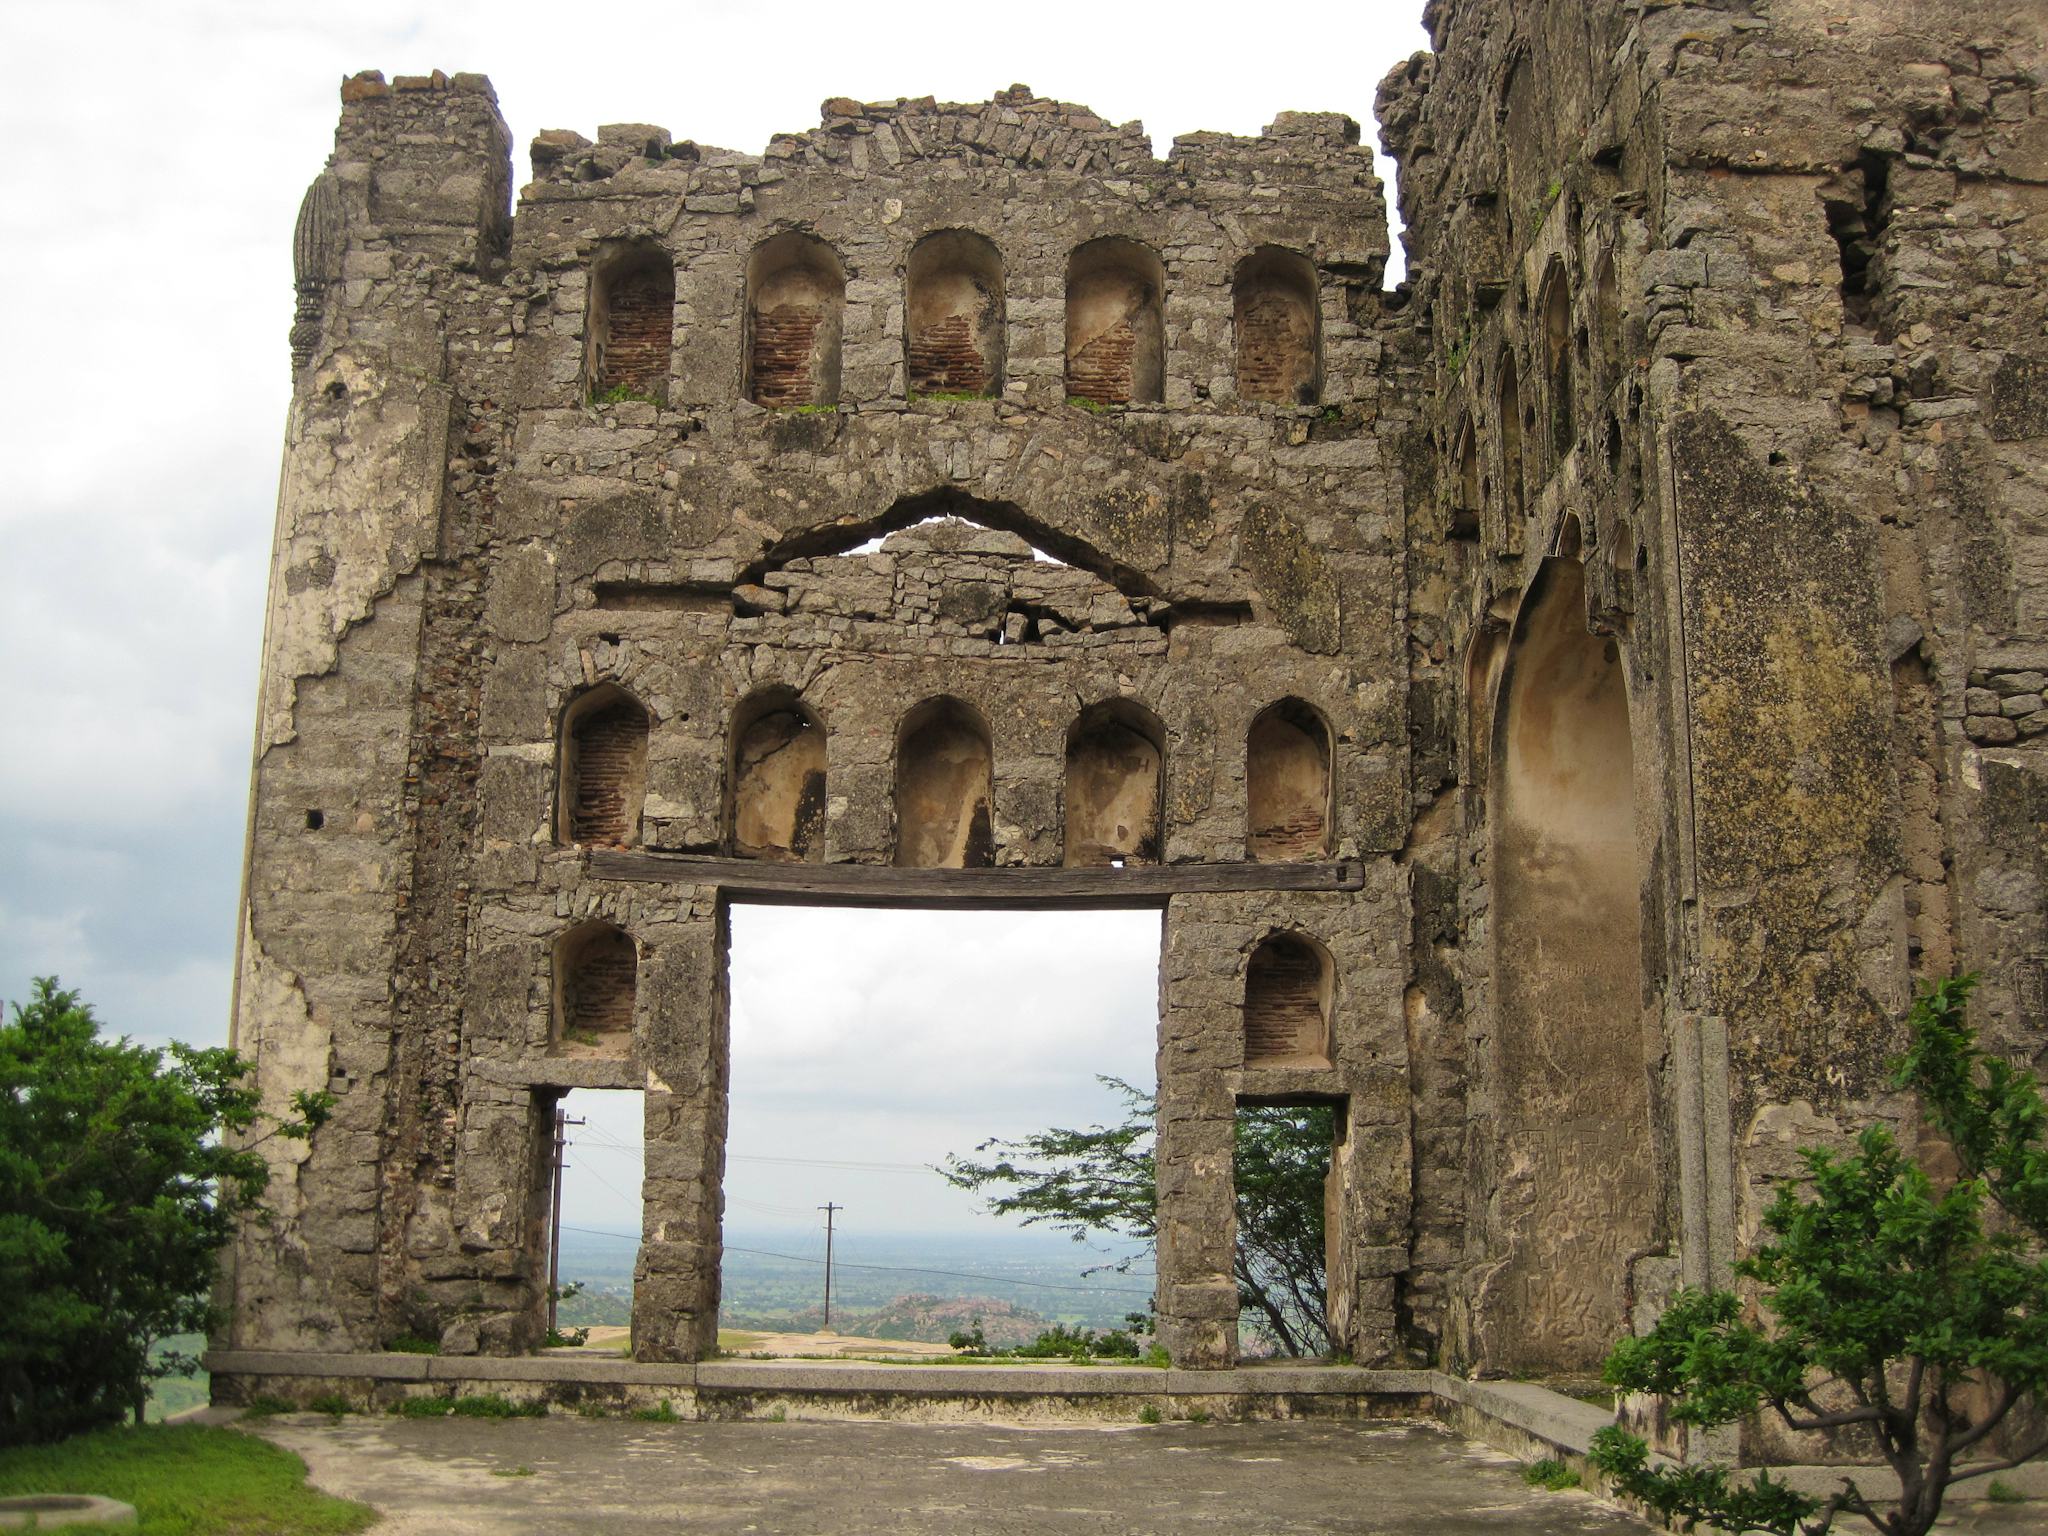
547,1106,585,1338
818,1202,842,1331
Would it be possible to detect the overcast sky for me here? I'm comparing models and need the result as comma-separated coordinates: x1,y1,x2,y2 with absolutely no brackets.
0,1,1429,1239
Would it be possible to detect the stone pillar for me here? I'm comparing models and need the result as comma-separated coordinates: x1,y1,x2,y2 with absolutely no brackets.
631,895,726,1360
1155,897,1240,1369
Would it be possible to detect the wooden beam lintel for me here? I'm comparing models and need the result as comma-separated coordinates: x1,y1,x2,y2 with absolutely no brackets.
586,851,1365,908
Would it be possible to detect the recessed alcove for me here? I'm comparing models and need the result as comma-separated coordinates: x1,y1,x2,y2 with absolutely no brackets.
1064,699,1164,866
894,697,995,868
729,689,827,861
1243,932,1332,1067
557,685,650,848
906,230,1005,397
553,920,638,1056
1065,238,1165,406
1246,700,1332,860
1233,247,1321,405
745,232,845,407
1540,261,1574,456
586,243,674,402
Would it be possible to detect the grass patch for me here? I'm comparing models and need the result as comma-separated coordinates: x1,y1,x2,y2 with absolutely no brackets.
1137,1404,1162,1425
1522,1458,1582,1491
630,1400,680,1423
1987,1478,2027,1504
909,389,991,404
716,1330,767,1353
0,1424,375,1536
449,1395,545,1419
382,1335,439,1355
1065,395,1119,414
304,1394,352,1418
392,1397,454,1418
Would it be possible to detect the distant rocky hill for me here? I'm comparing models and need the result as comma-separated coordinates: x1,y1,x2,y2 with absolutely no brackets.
850,1294,1049,1346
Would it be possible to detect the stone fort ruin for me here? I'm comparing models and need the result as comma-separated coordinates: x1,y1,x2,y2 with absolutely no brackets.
217,0,2047,1456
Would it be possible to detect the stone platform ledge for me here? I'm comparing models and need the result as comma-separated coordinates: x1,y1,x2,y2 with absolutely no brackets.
204,1350,1437,1401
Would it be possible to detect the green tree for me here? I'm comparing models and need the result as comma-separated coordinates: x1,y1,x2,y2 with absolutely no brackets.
1590,977,2048,1536
940,1077,1334,1356
0,978,328,1445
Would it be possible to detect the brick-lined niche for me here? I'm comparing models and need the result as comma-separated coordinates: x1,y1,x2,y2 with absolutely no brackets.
729,689,827,860
906,230,1005,397
895,696,994,868
1540,259,1574,458
1246,698,1332,860
745,232,845,407
552,919,637,1055
586,242,674,402
1243,931,1331,1066
1064,238,1165,406
1064,698,1163,865
557,684,650,847
1233,246,1320,406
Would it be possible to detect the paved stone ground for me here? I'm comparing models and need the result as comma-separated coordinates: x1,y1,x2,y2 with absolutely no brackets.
253,1415,1657,1535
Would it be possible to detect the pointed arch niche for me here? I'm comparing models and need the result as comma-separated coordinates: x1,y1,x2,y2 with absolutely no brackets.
745,232,845,407
729,688,827,861
556,685,650,848
1540,259,1575,457
1487,556,1654,1371
906,230,1005,397
1233,246,1321,405
894,697,995,868
1243,932,1332,1067
1064,699,1164,866
1246,699,1332,860
552,919,637,1055
1065,238,1165,406
586,242,674,403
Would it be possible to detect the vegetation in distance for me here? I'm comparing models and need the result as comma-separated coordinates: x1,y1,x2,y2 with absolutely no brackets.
1591,977,2047,1536
942,1077,1335,1356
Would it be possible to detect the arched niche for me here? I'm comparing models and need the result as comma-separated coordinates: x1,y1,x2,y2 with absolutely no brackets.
906,230,1005,397
586,242,674,403
1246,699,1332,861
1243,932,1332,1067
1451,413,1480,540
745,232,845,407
1063,699,1164,866
1065,238,1165,406
556,684,650,848
1487,556,1653,1371
1593,250,1621,379
1498,353,1525,527
1541,260,1575,457
1234,246,1321,405
894,697,995,868
729,689,827,862
552,919,637,1055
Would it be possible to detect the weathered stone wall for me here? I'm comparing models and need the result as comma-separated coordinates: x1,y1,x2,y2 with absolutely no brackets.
1378,0,2047,1442
227,0,2046,1427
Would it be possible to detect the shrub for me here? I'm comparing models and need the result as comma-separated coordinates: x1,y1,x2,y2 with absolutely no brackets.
0,979,329,1444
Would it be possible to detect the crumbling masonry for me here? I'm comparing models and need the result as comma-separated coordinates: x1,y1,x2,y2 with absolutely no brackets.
223,0,2048,1462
